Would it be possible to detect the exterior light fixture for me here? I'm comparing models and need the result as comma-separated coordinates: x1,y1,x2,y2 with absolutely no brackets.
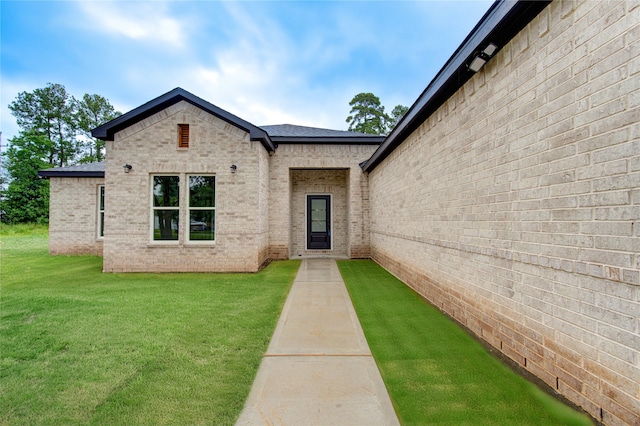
123,164,132,173
468,43,498,73
230,164,237,173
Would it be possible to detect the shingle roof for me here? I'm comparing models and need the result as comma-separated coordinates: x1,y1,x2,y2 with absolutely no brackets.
38,162,105,178
261,124,385,144
262,124,372,138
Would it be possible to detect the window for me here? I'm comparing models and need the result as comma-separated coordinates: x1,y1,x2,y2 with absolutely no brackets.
188,176,215,241
98,185,105,238
152,176,179,241
178,124,189,148
150,174,215,243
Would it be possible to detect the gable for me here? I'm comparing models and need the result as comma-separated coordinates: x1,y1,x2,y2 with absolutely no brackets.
92,88,276,153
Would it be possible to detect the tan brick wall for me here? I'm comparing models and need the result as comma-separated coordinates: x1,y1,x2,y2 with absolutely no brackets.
102,101,268,272
268,144,378,259
49,177,104,256
369,1,639,424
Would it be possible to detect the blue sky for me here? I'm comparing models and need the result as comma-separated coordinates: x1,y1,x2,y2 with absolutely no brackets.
1,1,492,144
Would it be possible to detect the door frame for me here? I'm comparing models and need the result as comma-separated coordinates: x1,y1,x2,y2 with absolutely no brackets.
305,194,332,250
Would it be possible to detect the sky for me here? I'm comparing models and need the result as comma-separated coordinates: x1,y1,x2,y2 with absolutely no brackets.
1,0,493,145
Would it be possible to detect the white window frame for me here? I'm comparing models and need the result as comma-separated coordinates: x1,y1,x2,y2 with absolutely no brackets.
150,175,180,243
97,185,105,239
187,174,216,243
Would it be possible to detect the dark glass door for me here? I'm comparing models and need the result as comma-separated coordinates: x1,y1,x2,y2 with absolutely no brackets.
307,195,331,249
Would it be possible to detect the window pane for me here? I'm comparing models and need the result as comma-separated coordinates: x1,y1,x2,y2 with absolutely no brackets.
99,186,105,210
153,210,179,240
189,176,215,208
153,176,179,207
190,210,215,241
310,198,327,232
100,212,105,237
311,220,326,232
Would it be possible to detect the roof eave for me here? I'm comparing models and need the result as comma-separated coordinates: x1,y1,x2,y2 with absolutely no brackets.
362,0,551,172
38,170,105,179
270,136,385,145
92,88,276,153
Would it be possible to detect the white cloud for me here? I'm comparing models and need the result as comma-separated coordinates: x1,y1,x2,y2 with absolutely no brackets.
77,1,187,48
2,0,495,140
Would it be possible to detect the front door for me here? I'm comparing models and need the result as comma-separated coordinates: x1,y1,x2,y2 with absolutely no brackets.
307,195,331,250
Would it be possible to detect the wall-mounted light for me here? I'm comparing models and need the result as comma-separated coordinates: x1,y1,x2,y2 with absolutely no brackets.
230,164,237,173
123,164,132,173
468,43,498,73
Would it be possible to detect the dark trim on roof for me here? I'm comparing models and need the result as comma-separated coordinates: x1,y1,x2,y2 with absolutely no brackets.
38,162,106,179
361,0,551,173
92,88,276,153
270,136,385,145
260,124,385,144
38,170,105,178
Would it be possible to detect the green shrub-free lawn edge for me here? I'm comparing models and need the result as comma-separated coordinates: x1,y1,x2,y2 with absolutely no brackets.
1,228,300,425
338,259,593,426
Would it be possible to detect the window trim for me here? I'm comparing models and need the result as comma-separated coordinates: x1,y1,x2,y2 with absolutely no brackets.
151,175,180,243
149,173,216,245
187,174,216,244
97,185,105,239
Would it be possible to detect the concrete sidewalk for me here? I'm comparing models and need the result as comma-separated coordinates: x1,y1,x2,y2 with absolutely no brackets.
236,259,399,425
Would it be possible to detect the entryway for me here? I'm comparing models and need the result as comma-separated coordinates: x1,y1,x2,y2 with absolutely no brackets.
290,169,348,258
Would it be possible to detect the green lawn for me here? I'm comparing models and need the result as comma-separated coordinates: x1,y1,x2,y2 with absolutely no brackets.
0,226,299,425
338,260,594,426
1,228,594,425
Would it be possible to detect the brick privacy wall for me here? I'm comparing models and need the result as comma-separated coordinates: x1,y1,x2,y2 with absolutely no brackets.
49,177,104,256
103,101,268,272
368,1,639,424
268,144,378,259
290,169,348,257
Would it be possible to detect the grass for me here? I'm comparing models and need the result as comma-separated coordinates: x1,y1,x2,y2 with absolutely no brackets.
338,260,594,426
0,226,299,425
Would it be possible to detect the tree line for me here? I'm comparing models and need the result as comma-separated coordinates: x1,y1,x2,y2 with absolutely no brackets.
1,83,121,223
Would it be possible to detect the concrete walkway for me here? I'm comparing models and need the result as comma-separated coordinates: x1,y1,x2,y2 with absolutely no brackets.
236,259,400,426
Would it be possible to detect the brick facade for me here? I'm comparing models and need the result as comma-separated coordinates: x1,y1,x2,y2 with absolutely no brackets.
368,1,639,424
102,101,269,272
49,177,104,256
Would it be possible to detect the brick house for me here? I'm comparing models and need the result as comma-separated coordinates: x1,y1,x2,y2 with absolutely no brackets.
39,0,639,424
41,89,383,271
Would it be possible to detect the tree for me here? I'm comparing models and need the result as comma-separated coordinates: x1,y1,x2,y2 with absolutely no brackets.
345,93,408,135
346,93,391,135
76,94,121,163
4,83,120,223
0,131,52,223
8,83,78,167
389,104,409,129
